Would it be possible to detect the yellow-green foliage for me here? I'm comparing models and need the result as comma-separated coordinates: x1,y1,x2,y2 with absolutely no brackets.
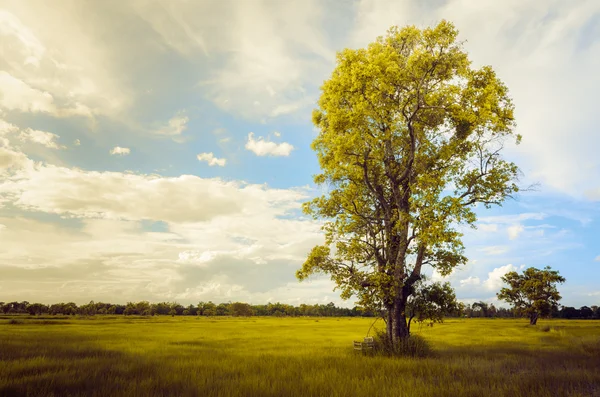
1,317,599,396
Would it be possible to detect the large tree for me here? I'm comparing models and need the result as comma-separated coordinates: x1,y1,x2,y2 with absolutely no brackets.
296,21,521,347
497,266,565,325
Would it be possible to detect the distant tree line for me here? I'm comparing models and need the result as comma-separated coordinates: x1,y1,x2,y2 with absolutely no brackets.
1,300,598,319
0,300,378,317
461,301,600,320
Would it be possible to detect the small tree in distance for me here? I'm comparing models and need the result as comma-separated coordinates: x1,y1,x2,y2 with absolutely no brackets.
497,266,565,325
406,281,459,333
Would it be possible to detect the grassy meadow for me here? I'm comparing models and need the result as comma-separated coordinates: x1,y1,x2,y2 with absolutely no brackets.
1,316,599,397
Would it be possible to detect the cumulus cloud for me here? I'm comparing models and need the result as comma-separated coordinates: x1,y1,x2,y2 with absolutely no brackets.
197,152,226,167
0,163,308,223
0,147,30,173
19,128,64,149
110,146,130,156
507,224,524,240
155,113,189,136
0,159,326,304
460,276,481,287
483,264,517,291
245,132,294,157
0,120,17,133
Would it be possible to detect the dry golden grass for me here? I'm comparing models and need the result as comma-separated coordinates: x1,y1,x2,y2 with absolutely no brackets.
1,316,599,396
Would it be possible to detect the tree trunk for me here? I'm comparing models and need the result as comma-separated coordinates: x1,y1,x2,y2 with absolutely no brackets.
407,314,414,335
529,312,538,325
390,296,410,345
386,305,394,344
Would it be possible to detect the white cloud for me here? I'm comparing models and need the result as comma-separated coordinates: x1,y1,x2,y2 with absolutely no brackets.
0,154,326,303
197,152,226,167
0,7,123,117
0,9,45,66
595,255,600,262
245,132,294,157
0,120,18,135
507,224,524,240
155,113,189,136
0,71,56,114
479,213,547,224
110,146,130,156
74,139,81,146
0,163,308,223
134,0,335,121
273,131,281,137
478,223,498,232
483,264,517,291
0,121,31,175
460,276,481,287
479,246,509,256
0,147,30,173
19,128,64,149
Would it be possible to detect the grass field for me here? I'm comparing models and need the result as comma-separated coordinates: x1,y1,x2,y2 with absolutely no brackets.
1,316,599,397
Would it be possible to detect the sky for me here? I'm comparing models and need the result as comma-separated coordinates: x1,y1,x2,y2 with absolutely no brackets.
0,0,599,308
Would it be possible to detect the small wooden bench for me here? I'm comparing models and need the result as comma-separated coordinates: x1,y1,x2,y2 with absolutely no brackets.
353,336,374,351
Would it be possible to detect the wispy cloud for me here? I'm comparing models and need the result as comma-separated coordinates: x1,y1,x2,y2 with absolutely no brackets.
479,213,547,224
155,113,189,136
0,8,124,117
0,72,55,114
479,246,509,256
478,223,498,232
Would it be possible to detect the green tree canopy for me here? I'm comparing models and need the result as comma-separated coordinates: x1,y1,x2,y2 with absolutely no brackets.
297,20,521,346
406,281,458,333
497,266,565,325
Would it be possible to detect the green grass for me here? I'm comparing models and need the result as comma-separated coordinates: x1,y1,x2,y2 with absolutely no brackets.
1,316,599,396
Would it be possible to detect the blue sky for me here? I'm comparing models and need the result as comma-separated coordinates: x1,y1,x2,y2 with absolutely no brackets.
0,0,598,308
